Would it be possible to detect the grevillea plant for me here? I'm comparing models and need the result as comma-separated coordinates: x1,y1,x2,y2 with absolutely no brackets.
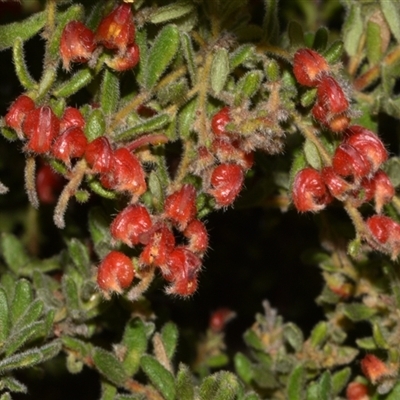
1,0,400,398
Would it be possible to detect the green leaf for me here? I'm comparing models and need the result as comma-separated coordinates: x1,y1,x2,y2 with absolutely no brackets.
0,341,61,373
372,323,389,349
380,0,400,43
115,114,171,141
0,377,27,394
331,367,351,395
67,239,90,277
287,364,306,400
12,37,36,90
342,4,363,56
264,59,280,82
366,20,383,65
323,40,344,64
150,0,195,24
135,29,148,88
178,97,197,138
235,71,263,104
283,323,304,352
317,371,331,400
230,44,256,70
88,207,113,259
148,171,165,212
312,27,329,51
0,233,29,273
4,321,46,356
303,139,322,170
121,318,148,376
0,289,9,345
146,25,180,89
10,280,32,326
234,352,254,384
100,68,120,116
0,392,11,400
53,68,95,98
309,321,328,348
211,48,230,95
176,364,194,400
288,21,305,47
62,274,83,321
141,355,176,400
180,33,197,85
383,157,400,187
0,11,46,51
157,78,189,106
85,109,106,142
62,337,91,358
93,347,128,387
356,336,377,350
262,0,279,44
199,372,241,400
342,303,377,321
243,329,264,351
161,322,179,360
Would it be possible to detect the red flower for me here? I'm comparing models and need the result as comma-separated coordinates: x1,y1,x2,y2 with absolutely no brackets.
5,95,35,133
97,251,135,294
321,166,352,199
346,382,369,400
292,167,331,212
23,106,60,154
164,184,197,230
316,76,349,115
344,126,388,173
95,3,135,53
209,163,244,207
332,143,371,180
36,163,64,205
51,127,88,167
84,136,113,174
60,107,85,132
361,354,392,385
184,219,209,254
293,48,330,87
105,43,140,71
211,107,231,137
100,147,146,197
140,225,175,269
110,205,153,247
60,21,96,70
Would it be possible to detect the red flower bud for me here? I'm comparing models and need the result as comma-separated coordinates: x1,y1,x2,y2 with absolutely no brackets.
97,250,135,294
84,136,113,174
105,43,140,71
36,163,64,204
209,308,236,333
23,106,60,154
211,107,231,137
209,163,244,207
312,103,350,132
361,354,392,385
100,147,146,197
316,76,349,115
322,166,353,199
184,219,209,254
51,127,88,167
110,205,152,247
95,3,135,53
140,225,175,268
60,107,85,132
344,126,388,173
293,48,330,87
292,167,331,212
366,215,400,244
164,247,202,296
60,21,96,70
346,382,369,400
5,95,35,133
164,184,197,230
332,143,371,180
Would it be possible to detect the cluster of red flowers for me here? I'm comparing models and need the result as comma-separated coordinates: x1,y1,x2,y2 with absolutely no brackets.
105,184,208,296
291,48,400,258
195,107,254,207
60,3,139,72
